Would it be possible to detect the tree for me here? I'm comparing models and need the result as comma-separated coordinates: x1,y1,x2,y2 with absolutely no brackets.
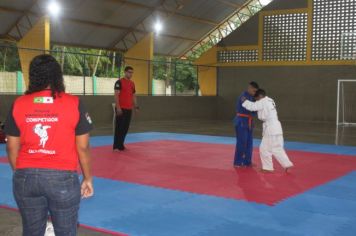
51,46,117,77
0,41,198,93
52,46,83,75
0,43,21,72
173,59,198,93
153,56,198,93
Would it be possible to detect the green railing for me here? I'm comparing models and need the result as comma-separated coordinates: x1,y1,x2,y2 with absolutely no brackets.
0,44,214,96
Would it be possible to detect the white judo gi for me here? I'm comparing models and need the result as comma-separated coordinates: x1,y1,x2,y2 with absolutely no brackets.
242,96,293,171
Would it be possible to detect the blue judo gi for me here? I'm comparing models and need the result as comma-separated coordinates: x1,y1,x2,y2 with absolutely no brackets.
233,91,255,166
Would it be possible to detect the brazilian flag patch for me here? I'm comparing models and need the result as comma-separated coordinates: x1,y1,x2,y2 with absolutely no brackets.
34,97,54,104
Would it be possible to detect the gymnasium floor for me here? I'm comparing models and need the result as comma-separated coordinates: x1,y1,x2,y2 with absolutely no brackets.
1,121,356,236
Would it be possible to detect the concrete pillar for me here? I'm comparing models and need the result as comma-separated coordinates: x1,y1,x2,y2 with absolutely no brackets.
16,71,23,94
92,76,97,95
17,16,50,88
124,33,154,95
194,46,217,96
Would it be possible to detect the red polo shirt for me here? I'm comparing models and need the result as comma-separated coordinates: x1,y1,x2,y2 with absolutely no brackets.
4,90,93,171
114,78,136,110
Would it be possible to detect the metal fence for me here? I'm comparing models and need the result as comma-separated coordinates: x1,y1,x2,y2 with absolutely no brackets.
0,44,210,96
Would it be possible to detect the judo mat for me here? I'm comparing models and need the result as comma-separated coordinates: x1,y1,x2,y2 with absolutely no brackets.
1,132,356,236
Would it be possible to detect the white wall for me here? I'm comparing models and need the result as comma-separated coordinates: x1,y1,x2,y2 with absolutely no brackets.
0,72,118,95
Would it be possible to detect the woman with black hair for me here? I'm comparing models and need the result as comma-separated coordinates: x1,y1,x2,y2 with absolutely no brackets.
4,54,94,236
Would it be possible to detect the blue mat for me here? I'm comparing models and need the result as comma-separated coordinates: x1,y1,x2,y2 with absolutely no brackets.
0,144,6,157
1,132,356,235
1,163,356,236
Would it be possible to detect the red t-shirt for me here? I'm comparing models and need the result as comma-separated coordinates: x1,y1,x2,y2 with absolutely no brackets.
4,90,93,171
114,78,136,110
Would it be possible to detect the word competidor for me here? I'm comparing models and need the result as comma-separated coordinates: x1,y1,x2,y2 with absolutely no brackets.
25,117,59,123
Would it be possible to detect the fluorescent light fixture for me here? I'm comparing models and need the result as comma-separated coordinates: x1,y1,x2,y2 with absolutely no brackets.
47,1,61,17
259,0,273,6
154,20,163,33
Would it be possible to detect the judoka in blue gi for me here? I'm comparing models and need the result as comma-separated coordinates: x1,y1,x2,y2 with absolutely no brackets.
233,82,259,167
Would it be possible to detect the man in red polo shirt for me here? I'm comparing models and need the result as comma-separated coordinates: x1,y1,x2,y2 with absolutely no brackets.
113,66,139,151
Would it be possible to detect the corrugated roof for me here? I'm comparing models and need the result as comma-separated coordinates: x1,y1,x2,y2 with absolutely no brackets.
0,0,257,57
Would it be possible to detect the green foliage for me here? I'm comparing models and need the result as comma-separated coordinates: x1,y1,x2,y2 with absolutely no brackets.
0,41,198,93
0,43,21,72
153,56,170,81
153,56,198,93
52,46,121,78
173,59,198,92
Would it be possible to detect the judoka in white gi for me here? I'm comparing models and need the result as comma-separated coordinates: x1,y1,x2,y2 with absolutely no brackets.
242,89,293,172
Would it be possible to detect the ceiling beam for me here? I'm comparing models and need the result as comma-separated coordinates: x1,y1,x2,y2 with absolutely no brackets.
0,34,17,42
0,6,26,14
180,0,253,57
216,0,242,8
107,0,218,26
0,6,197,43
109,0,166,48
166,40,191,56
65,18,197,42
110,0,201,51
110,0,200,52
4,0,39,37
